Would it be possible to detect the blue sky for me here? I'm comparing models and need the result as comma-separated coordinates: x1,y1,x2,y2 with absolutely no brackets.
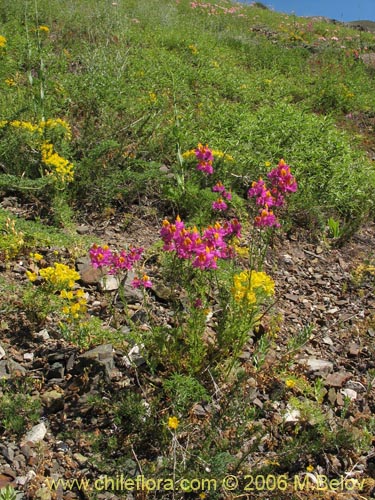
238,0,375,22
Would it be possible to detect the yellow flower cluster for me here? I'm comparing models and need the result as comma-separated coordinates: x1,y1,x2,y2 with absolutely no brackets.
0,119,74,183
39,118,72,139
61,288,87,320
0,118,72,139
232,270,275,305
41,141,74,183
37,262,80,289
0,35,6,48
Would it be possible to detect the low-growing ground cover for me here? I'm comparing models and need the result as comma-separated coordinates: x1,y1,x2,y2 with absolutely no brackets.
1,1,375,499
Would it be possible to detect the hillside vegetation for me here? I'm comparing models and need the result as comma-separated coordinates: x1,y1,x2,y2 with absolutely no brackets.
1,1,375,499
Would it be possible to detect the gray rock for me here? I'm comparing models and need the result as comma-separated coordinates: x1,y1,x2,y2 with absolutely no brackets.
79,344,115,379
299,357,334,374
76,225,90,235
7,359,26,376
22,422,47,444
0,443,15,462
0,360,9,378
47,362,65,379
283,406,301,423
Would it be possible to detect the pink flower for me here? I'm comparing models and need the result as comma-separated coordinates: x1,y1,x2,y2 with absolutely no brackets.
89,244,144,275
197,161,213,174
192,246,218,270
213,182,232,201
212,181,226,193
89,244,113,268
254,206,280,228
132,274,152,288
195,143,213,163
212,197,228,211
267,159,297,194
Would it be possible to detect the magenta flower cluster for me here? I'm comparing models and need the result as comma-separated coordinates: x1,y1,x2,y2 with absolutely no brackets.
89,244,151,289
212,181,232,211
89,244,143,273
247,159,297,228
195,143,214,175
160,216,241,270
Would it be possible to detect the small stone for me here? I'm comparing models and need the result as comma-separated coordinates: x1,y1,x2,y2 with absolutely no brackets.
328,388,337,405
34,329,50,341
322,336,334,346
23,352,34,362
7,359,26,376
0,345,6,360
0,444,15,462
73,452,89,465
348,343,360,356
56,441,69,453
299,357,334,374
22,422,47,444
76,225,90,235
123,344,146,368
284,406,300,423
341,388,357,401
325,371,351,388
99,275,120,291
76,257,101,284
41,390,64,413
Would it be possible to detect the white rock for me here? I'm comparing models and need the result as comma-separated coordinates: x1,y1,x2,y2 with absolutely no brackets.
283,406,300,423
34,329,50,341
99,275,120,291
123,344,146,368
22,422,47,444
340,388,357,400
23,352,34,361
0,345,6,360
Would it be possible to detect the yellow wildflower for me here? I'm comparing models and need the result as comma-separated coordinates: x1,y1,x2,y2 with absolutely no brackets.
148,91,157,104
38,25,50,33
306,465,314,472
5,78,16,86
30,252,43,261
0,36,6,48
41,141,74,183
285,379,296,389
26,271,38,282
188,44,198,55
168,416,179,430
232,270,275,305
